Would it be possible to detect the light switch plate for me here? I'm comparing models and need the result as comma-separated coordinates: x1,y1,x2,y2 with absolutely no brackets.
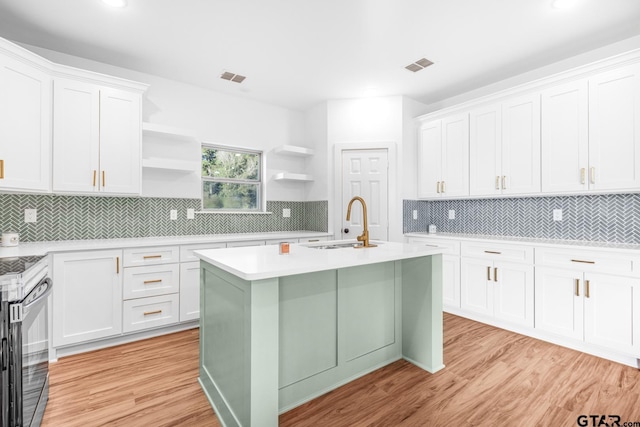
187,208,195,220
553,209,563,221
170,209,178,220
448,210,455,220
24,209,37,223
412,210,418,220
283,208,291,218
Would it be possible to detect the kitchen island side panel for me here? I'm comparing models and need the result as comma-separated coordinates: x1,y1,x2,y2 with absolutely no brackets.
401,254,444,373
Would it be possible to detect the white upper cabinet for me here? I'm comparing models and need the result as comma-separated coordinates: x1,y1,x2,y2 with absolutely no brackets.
469,94,540,197
541,80,589,193
0,43,51,193
417,113,469,199
53,78,142,194
588,64,640,192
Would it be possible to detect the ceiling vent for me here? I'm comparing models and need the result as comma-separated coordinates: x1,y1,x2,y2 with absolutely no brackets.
405,58,434,72
220,71,246,83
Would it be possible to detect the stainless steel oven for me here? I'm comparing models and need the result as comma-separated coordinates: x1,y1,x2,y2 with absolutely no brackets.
1,255,50,427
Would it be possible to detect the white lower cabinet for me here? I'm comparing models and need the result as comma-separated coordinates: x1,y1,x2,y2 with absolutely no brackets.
52,250,123,347
461,257,534,327
180,262,200,322
123,294,180,333
535,267,640,355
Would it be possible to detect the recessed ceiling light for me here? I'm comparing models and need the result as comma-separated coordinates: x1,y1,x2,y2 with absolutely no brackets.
552,0,577,9
101,0,127,8
405,57,434,73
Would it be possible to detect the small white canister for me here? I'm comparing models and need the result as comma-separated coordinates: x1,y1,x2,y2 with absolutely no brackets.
1,232,19,247
428,224,437,234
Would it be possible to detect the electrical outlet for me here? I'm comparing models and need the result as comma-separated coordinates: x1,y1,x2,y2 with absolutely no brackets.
553,209,563,221
282,208,291,218
24,209,37,223
412,210,418,220
170,209,178,220
187,208,195,220
448,210,455,220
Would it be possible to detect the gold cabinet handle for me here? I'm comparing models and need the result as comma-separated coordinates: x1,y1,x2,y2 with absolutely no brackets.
0,159,4,179
102,170,106,187
441,181,446,193
502,176,507,190
495,176,500,190
494,267,498,282
143,310,162,316
580,168,586,184
575,278,580,296
92,170,97,187
143,279,162,285
436,181,440,193
585,280,590,298
116,256,120,274
484,250,502,255
487,266,491,281
571,259,595,265
143,255,163,260
590,167,595,184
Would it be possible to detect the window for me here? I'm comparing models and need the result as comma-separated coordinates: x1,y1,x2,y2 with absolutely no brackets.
201,144,262,211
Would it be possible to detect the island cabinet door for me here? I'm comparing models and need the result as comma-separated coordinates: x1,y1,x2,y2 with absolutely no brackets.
583,273,640,356
460,257,494,317
534,267,583,341
492,261,534,328
442,254,461,309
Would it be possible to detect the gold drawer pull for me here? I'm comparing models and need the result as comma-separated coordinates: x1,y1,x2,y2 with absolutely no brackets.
143,310,162,316
494,267,498,282
143,255,163,259
143,279,162,285
102,170,105,187
308,239,320,242
0,159,4,179
590,167,595,184
585,280,590,298
116,257,120,274
487,266,491,281
484,250,502,255
436,181,441,193
502,176,507,190
575,278,580,296
441,181,446,193
580,168,586,184
571,259,595,264
495,176,500,190
92,170,97,187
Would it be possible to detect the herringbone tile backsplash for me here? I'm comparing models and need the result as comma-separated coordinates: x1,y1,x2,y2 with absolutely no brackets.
0,194,328,242
404,194,640,244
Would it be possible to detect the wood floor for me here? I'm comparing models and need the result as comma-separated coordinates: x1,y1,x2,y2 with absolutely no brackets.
43,314,640,426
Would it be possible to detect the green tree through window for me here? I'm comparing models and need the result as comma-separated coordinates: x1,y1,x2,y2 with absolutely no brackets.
201,145,262,210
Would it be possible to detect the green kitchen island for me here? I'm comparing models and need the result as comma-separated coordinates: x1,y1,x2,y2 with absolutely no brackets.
194,240,445,427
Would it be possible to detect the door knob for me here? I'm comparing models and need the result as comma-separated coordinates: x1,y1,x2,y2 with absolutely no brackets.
343,228,349,234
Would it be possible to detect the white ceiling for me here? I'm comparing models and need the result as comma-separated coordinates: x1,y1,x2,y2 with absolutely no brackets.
1,0,639,111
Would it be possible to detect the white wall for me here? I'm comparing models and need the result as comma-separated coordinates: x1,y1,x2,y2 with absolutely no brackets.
20,42,309,202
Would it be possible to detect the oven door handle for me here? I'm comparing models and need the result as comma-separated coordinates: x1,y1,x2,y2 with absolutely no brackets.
22,278,52,313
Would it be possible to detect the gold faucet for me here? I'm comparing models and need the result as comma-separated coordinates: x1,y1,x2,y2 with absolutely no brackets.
346,196,377,248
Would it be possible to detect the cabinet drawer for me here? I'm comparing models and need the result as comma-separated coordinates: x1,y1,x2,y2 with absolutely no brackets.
123,246,179,267
461,241,533,263
407,237,460,256
123,264,179,299
123,294,179,333
180,242,226,262
535,247,640,276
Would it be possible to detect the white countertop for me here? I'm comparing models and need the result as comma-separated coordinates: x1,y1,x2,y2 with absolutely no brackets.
194,239,444,281
0,231,332,258
405,232,640,252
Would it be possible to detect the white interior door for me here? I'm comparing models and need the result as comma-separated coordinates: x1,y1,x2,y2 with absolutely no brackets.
341,149,388,241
